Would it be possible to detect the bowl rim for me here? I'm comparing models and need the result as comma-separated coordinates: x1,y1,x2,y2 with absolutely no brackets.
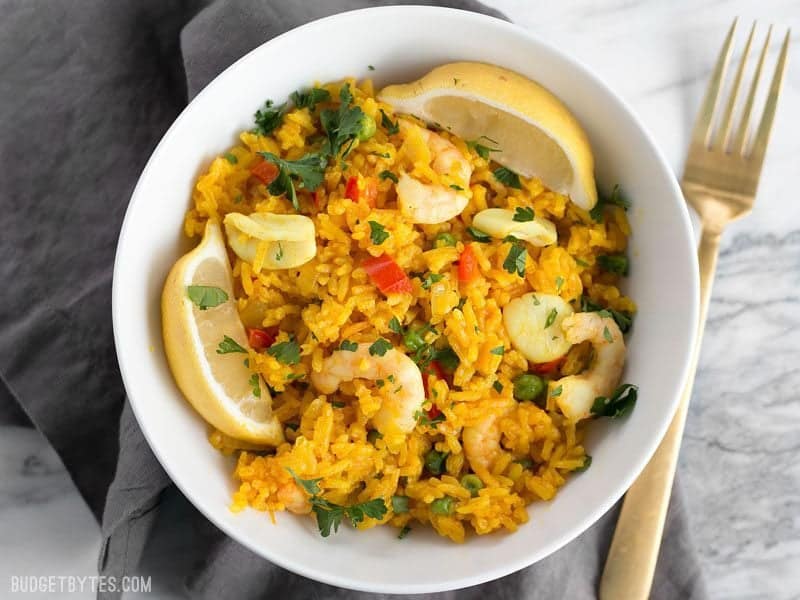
112,5,699,593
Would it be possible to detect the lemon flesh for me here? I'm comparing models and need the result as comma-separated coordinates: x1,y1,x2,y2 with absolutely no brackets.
379,62,597,210
161,221,283,445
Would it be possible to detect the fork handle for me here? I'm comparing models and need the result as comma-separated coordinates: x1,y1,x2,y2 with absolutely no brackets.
599,227,720,600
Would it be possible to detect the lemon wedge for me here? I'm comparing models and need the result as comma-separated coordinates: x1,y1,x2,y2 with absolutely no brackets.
161,221,284,445
379,62,598,210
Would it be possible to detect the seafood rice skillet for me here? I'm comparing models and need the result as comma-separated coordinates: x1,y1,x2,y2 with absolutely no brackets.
162,63,638,543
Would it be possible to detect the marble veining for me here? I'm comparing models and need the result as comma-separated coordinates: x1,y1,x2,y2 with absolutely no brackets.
1,1,798,599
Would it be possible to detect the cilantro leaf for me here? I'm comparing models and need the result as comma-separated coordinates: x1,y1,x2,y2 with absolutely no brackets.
290,87,330,110
369,338,392,357
339,340,358,352
421,273,444,290
260,152,326,211
254,99,285,136
513,206,535,222
591,383,638,418
368,221,390,245
320,84,365,158
187,285,228,310
493,166,523,189
266,338,301,365
346,498,388,525
217,335,247,354
379,109,399,135
502,238,527,277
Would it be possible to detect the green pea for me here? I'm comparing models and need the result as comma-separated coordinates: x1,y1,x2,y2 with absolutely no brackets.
367,429,383,445
424,449,447,475
460,474,484,497
430,496,455,516
391,495,409,514
434,232,458,248
513,373,545,402
403,328,426,352
357,114,377,141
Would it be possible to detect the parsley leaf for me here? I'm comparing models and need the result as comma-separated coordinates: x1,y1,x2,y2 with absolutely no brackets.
603,325,613,343
286,467,322,495
578,295,634,334
290,87,330,110
544,308,558,328
274,242,284,262
415,409,446,428
555,275,565,293
248,373,261,398
217,335,247,354
493,166,522,189
379,109,399,135
379,170,398,183
591,383,638,418
574,455,592,472
392,495,409,514
490,345,505,355
398,525,412,539
224,152,238,164
339,340,358,352
388,316,403,334
502,238,527,277
597,254,630,276
550,384,563,397
254,99,285,136
466,226,491,243
260,151,327,211
434,347,460,371
369,338,392,357
450,184,464,191
421,273,444,290
368,221,389,245
589,184,630,222
467,137,501,160
493,380,504,393
512,206,535,222
320,84,365,158
187,285,228,310
267,338,301,365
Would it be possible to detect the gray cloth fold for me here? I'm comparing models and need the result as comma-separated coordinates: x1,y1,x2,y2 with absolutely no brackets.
0,1,707,598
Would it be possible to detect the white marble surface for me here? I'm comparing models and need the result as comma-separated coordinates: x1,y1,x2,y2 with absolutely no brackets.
1,1,798,598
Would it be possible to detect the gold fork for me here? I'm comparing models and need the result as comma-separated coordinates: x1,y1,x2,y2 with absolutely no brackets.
600,19,790,600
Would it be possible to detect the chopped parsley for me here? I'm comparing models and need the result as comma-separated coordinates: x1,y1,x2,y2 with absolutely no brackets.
575,257,590,268
266,338,301,365
579,295,633,334
331,401,346,408
574,455,592,472
555,275,565,293
254,99,285,136
368,65,376,71
248,373,261,398
466,136,501,160
397,525,412,539
187,285,228,310
339,340,358,352
490,345,505,356
434,347,460,371
233,194,244,204
424,449,447,474
388,316,403,334
223,152,238,164
259,151,326,211
502,237,527,277
550,384,563,397
493,166,523,189
450,184,464,191
591,383,638,418
379,170,398,183
379,109,400,135
544,308,558,328
369,338,392,357
590,184,630,222
274,242,284,262
320,84,365,158
597,254,630,276
603,326,613,343
466,226,491,243
512,206,535,222
415,410,446,428
421,273,444,290
391,495,409,514
371,151,391,158
290,87,331,110
286,468,387,537
531,294,541,306
216,335,247,354
493,380,504,393
368,221,389,245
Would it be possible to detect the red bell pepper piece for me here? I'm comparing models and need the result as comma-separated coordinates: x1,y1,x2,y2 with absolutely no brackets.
251,160,279,185
247,327,278,351
458,244,479,283
531,357,565,375
345,175,377,207
363,254,412,295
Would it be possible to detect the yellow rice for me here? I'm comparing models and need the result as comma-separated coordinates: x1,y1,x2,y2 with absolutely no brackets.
190,78,635,542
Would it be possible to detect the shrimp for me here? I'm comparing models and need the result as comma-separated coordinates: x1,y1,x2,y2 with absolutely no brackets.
462,399,515,476
310,343,424,435
277,480,311,515
552,312,626,421
396,120,473,224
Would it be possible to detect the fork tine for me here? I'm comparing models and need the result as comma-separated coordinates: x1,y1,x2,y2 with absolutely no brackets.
691,19,738,149
716,22,756,150
749,29,790,163
733,25,773,154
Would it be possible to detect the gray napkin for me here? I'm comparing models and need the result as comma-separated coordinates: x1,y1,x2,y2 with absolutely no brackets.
0,1,707,598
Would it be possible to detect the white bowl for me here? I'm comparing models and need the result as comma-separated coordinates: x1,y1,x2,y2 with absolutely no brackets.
113,6,698,594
